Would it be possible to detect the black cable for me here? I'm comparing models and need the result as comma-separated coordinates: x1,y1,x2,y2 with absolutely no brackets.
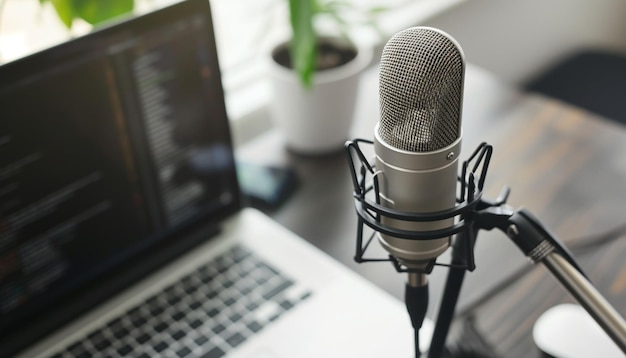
405,282,429,358
415,328,421,358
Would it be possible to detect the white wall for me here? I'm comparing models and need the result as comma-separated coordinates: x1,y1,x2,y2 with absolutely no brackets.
419,0,626,85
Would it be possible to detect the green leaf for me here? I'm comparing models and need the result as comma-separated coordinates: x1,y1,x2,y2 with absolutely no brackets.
39,0,50,4
289,0,316,88
50,0,75,28
315,0,348,13
73,0,134,25
368,6,389,14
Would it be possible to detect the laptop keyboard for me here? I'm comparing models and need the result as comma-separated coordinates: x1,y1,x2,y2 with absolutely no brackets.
49,245,312,358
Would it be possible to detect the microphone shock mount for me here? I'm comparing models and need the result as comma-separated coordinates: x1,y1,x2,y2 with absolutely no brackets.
345,139,498,274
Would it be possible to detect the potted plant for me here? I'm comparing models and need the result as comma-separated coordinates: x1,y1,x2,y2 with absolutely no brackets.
35,0,380,155
268,0,383,155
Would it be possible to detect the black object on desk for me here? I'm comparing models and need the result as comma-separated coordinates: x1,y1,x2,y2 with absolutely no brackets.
237,162,298,210
527,50,626,125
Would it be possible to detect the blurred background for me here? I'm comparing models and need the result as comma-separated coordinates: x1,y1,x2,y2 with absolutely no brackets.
3,0,625,131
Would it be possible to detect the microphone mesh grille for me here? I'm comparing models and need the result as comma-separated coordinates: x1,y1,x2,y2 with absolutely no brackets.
379,27,464,152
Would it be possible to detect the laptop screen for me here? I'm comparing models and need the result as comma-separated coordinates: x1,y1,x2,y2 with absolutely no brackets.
0,0,241,351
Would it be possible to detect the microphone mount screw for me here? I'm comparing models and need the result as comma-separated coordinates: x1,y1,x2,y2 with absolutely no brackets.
507,224,520,238
446,152,455,160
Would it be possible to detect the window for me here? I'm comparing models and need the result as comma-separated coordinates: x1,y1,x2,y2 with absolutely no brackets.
0,0,464,124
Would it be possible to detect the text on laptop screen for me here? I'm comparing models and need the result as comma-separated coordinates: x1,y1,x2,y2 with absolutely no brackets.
0,1,240,333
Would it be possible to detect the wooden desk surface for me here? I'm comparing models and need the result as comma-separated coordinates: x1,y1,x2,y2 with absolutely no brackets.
237,64,626,357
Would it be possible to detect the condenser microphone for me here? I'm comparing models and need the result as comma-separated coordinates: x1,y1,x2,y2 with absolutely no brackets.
374,26,465,270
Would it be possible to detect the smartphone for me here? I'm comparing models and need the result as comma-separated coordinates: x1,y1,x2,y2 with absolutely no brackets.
236,162,298,209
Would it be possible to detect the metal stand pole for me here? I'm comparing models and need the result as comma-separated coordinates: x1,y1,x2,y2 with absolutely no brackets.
500,208,626,354
542,252,626,352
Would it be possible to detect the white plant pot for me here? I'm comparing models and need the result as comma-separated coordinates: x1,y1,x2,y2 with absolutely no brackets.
268,39,373,155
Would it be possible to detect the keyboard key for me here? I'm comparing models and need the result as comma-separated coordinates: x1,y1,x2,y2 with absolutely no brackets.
153,340,168,353
194,335,209,346
189,300,202,310
229,312,242,322
154,321,169,333
149,303,165,316
184,283,199,295
247,320,263,333
206,290,218,299
111,326,130,339
130,314,148,328
176,346,192,357
232,247,250,262
212,323,226,334
223,279,235,288
200,346,225,358
117,344,133,356
240,284,254,295
255,276,269,286
171,329,186,341
135,332,151,344
167,293,182,305
172,310,186,321
207,308,219,318
245,301,259,311
92,336,112,351
226,332,246,347
263,280,293,300
279,299,293,310
189,318,203,329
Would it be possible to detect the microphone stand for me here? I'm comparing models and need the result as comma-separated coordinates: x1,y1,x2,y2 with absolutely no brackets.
480,207,626,353
345,140,626,357
428,202,626,357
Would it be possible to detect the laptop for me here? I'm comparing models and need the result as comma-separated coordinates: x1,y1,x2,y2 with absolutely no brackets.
0,1,417,357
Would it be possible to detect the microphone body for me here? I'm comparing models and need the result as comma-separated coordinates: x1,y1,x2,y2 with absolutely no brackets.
374,26,465,270
374,125,461,267
345,26,468,357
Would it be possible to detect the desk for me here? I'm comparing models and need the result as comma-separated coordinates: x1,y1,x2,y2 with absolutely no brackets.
237,64,626,357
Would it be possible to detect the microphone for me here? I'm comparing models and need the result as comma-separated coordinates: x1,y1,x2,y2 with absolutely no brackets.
344,27,490,356
365,26,466,357
374,26,465,271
